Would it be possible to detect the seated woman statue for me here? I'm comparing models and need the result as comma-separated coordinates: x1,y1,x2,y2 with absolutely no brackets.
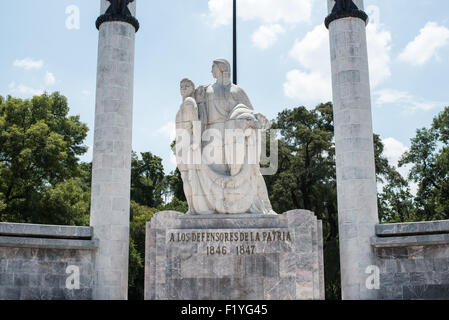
175,59,276,215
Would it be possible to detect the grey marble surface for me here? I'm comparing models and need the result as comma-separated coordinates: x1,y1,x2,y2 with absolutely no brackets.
0,222,97,300
0,223,93,239
0,236,98,250
376,220,449,237
145,210,324,300
372,220,449,300
0,241,96,300
371,234,449,248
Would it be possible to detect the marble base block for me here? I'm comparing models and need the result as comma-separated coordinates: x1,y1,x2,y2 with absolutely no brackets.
145,210,324,300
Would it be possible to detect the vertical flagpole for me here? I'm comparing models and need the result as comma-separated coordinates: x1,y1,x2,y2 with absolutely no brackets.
233,0,237,85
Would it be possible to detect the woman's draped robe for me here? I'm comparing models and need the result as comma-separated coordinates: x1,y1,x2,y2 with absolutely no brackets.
176,83,275,215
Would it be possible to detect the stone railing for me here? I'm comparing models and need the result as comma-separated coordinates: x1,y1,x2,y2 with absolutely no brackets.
0,222,98,300
371,220,449,300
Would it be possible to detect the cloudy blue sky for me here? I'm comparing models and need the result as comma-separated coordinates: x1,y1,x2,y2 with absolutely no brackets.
1,0,449,188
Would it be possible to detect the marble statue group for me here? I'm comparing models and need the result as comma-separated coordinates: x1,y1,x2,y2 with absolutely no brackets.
175,58,276,215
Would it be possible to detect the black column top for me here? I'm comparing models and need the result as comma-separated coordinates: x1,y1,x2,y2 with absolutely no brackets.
325,0,368,29
96,0,140,32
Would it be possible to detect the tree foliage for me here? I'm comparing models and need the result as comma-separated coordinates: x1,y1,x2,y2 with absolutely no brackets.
398,107,449,221
166,168,186,202
0,93,89,225
128,201,157,300
131,151,166,208
372,134,415,223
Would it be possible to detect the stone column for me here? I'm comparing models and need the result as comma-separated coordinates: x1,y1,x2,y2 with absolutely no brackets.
325,0,379,299
90,0,139,300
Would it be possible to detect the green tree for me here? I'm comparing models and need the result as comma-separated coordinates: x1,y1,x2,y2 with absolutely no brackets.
378,168,415,223
267,103,335,211
128,201,156,300
373,134,415,223
158,196,188,213
167,168,186,202
399,107,449,221
166,140,186,203
131,151,166,208
0,93,89,225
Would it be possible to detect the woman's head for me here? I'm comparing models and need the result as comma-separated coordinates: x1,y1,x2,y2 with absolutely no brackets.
212,59,231,82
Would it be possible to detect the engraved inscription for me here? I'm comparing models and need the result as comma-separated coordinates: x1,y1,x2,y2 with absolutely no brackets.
167,229,293,257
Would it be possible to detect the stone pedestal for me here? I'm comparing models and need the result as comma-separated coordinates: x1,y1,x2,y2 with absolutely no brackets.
145,210,324,300
325,0,379,299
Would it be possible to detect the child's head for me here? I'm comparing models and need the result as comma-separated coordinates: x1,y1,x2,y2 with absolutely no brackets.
180,78,195,99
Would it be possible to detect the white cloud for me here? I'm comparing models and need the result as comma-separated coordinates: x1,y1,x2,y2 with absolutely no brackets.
366,22,392,87
252,24,285,50
284,25,331,105
82,90,90,96
169,153,177,167
382,137,409,168
380,137,418,195
283,69,331,104
289,24,330,75
44,71,56,86
374,89,442,112
8,73,55,98
8,82,43,96
207,0,313,27
375,89,410,105
10,59,55,96
284,7,392,105
382,137,408,177
409,182,419,196
207,0,233,27
399,22,449,66
13,58,44,70
156,121,176,142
